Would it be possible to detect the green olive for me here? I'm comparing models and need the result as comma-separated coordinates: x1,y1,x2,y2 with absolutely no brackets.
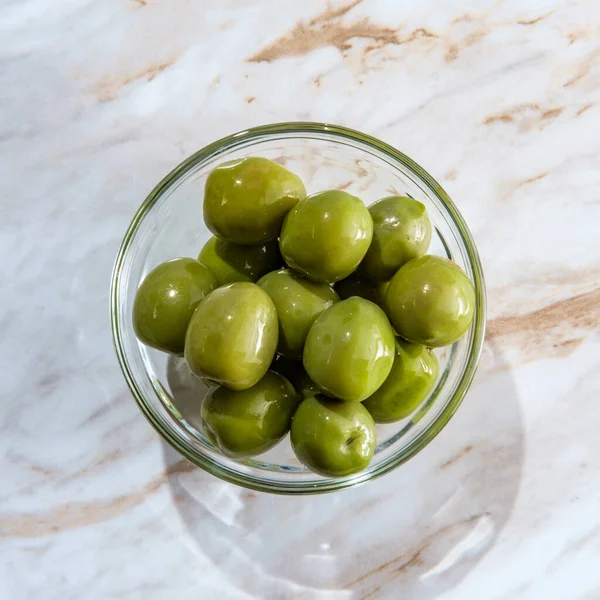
376,281,390,302
271,355,320,399
363,340,439,423
133,258,217,355
303,297,395,402
198,236,282,286
358,196,431,282
335,274,386,309
201,372,298,459
258,268,339,359
203,157,306,245
291,395,376,477
184,282,278,390
279,190,373,283
385,255,476,347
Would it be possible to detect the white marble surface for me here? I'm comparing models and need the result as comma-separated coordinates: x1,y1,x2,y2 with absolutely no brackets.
2,0,600,598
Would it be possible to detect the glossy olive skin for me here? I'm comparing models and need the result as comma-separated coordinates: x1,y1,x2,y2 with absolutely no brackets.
291,395,376,477
280,190,373,283
385,255,476,347
133,258,217,355
335,274,386,309
303,297,395,402
258,268,339,359
203,157,306,245
184,282,278,390
376,281,390,302
358,196,432,282
271,355,320,399
363,340,439,423
198,236,282,286
201,372,298,459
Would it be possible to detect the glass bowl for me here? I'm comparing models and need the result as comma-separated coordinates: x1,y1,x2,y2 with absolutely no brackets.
111,122,486,495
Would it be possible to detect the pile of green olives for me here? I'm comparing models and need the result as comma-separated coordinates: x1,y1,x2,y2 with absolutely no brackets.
133,157,476,478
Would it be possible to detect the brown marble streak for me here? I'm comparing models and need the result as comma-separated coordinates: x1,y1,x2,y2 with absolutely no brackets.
247,0,549,68
60,449,124,484
563,48,600,88
445,26,490,62
517,11,555,26
94,59,176,102
346,514,489,589
553,337,585,354
487,287,600,340
247,0,398,63
516,171,548,187
440,444,474,470
361,585,381,600
0,458,195,538
576,103,594,117
5,451,61,481
483,103,565,130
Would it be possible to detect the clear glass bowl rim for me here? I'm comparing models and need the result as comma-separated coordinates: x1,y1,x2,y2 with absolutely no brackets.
110,121,487,494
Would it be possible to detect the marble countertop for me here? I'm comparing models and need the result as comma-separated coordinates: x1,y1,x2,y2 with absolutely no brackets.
2,0,600,598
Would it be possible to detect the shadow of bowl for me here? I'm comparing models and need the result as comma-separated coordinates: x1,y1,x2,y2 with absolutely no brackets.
166,355,210,433
161,341,523,599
